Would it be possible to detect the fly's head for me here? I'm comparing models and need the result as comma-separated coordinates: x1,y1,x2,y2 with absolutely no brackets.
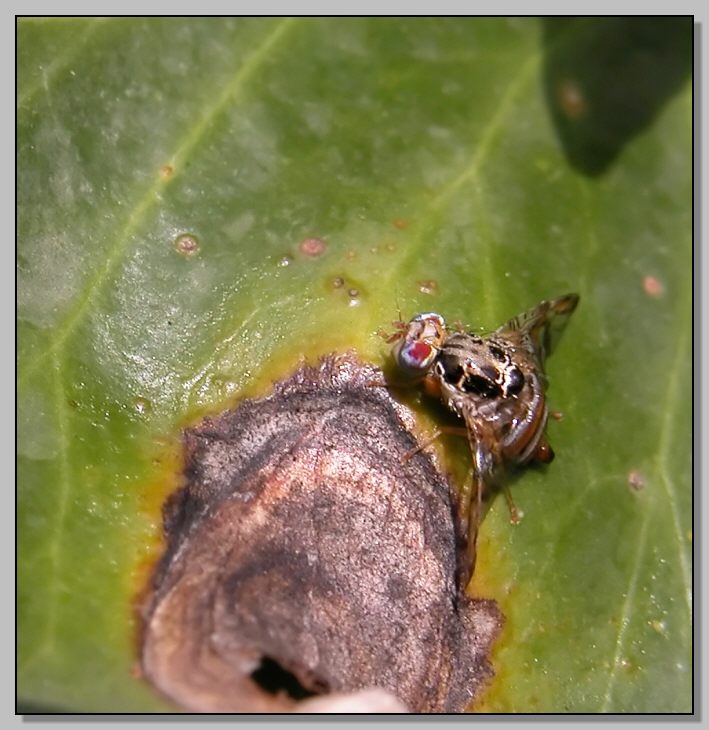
389,312,448,380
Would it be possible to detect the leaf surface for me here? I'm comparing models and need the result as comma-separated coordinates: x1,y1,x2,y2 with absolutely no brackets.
18,17,692,712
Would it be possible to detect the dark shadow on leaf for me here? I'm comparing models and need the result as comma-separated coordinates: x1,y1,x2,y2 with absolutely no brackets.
542,17,692,176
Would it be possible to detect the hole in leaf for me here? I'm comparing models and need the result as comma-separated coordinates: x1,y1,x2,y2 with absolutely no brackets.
250,655,325,700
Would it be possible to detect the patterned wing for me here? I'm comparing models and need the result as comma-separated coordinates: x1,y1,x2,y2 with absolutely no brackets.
495,293,579,365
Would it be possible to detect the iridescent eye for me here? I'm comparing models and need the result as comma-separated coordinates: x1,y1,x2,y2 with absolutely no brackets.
396,340,436,372
392,312,447,376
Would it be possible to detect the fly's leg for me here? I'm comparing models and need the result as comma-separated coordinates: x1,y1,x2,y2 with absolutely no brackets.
456,466,485,592
502,483,522,525
457,429,498,591
403,426,468,461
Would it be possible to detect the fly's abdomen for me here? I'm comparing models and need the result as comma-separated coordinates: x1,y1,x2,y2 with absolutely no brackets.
500,377,548,465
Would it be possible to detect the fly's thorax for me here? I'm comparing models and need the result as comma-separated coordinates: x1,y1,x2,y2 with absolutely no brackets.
433,332,549,465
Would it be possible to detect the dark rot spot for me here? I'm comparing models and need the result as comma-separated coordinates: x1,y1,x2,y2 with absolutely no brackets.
417,279,439,296
159,164,174,180
174,233,199,257
140,354,501,713
299,237,327,257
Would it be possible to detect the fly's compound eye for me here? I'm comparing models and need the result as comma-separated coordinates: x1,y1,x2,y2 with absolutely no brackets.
395,340,437,372
392,312,447,376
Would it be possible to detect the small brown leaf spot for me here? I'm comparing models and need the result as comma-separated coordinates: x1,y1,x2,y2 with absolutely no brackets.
67,399,79,410
556,79,587,120
299,237,327,257
643,275,664,298
627,469,645,492
369,246,379,254
159,164,174,180
174,233,199,257
345,249,357,261
386,242,397,252
331,276,344,288
393,218,409,230
418,279,439,296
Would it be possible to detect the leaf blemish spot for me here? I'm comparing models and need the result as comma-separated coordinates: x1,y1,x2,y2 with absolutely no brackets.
174,233,199,257
643,275,664,298
417,279,439,296
627,469,645,491
133,397,152,416
299,237,327,257
159,164,174,180
556,79,587,120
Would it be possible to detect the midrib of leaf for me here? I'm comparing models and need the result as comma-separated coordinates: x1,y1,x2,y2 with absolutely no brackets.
368,47,542,339
18,17,298,388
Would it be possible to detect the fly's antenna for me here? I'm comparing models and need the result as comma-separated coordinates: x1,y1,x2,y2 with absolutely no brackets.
395,289,403,323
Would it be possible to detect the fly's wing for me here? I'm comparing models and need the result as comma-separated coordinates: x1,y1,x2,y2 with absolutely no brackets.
496,293,579,365
457,411,501,590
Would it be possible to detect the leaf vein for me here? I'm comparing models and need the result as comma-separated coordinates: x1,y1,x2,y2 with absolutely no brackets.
19,17,299,386
601,506,651,711
655,319,692,619
18,18,106,110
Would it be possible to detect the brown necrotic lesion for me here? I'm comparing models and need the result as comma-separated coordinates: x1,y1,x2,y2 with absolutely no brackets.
139,354,501,713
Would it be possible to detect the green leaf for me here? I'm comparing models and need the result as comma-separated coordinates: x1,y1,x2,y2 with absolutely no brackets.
18,17,692,713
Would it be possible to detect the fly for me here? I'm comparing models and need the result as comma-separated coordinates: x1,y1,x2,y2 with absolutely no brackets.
384,294,579,588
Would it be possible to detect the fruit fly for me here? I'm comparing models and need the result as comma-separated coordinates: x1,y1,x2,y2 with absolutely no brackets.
384,294,579,588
